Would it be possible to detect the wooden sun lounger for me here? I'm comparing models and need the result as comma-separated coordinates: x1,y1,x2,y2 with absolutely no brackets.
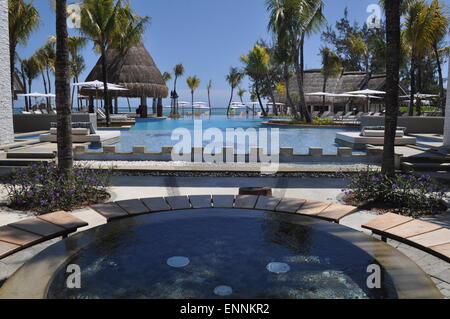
0,211,88,260
362,213,450,263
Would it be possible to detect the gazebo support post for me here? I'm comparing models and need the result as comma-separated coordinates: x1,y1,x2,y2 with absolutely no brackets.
88,96,94,113
140,96,148,118
114,97,118,114
157,98,163,117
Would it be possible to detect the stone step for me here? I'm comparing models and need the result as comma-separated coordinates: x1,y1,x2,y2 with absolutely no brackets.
7,152,55,159
402,162,450,172
0,158,51,167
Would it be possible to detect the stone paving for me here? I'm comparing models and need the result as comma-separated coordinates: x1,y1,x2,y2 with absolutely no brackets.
0,175,449,298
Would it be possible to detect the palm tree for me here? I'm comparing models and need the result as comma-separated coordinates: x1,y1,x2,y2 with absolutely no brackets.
8,0,40,104
71,55,86,110
225,67,244,116
16,57,29,110
347,34,369,72
80,0,148,125
402,0,437,115
207,80,213,113
21,56,39,107
428,0,449,113
55,0,73,170
237,88,247,103
80,0,122,125
186,76,200,116
320,47,342,106
240,45,270,116
173,64,185,114
267,0,325,122
382,0,401,175
162,72,172,83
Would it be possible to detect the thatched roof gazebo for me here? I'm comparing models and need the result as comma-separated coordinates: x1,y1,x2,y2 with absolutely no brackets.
80,43,168,99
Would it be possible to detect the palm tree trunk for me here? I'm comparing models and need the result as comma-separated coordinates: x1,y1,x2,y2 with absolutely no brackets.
55,0,73,170
255,81,267,116
22,76,28,111
100,46,110,125
433,44,445,115
41,72,50,110
382,0,400,175
300,34,305,82
293,44,311,122
322,76,328,107
226,87,234,116
10,43,16,106
409,54,416,116
284,64,295,117
416,61,422,115
191,91,194,117
27,79,32,108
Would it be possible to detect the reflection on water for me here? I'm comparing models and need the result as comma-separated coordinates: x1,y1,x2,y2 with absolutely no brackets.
48,210,396,299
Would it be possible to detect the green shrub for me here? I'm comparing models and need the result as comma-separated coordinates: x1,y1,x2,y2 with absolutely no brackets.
5,162,112,215
312,117,335,125
340,166,446,216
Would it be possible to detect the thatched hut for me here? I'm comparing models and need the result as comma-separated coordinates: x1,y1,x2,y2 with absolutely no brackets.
278,69,407,113
81,43,168,116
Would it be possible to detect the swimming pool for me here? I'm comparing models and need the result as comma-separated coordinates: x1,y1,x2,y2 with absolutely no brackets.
95,116,361,154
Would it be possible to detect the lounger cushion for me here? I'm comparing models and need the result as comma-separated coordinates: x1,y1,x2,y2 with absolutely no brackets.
363,130,404,137
50,128,90,135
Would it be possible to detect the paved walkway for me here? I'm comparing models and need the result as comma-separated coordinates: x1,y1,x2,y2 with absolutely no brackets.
0,176,449,298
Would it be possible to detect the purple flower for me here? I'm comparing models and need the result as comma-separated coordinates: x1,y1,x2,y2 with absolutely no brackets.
40,200,47,205
68,189,75,195
391,184,398,189
30,163,37,169
27,190,33,196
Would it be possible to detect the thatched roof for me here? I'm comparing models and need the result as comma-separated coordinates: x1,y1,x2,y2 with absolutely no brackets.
278,69,394,107
81,43,168,98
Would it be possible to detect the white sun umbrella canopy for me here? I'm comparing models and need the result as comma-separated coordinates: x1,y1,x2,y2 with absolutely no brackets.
345,89,386,95
399,93,440,99
305,92,333,96
72,80,111,88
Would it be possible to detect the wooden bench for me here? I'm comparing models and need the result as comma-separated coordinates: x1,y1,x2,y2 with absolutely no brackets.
89,195,358,224
362,213,450,263
0,211,88,260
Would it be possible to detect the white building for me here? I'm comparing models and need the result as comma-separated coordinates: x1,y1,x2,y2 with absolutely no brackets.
0,0,14,146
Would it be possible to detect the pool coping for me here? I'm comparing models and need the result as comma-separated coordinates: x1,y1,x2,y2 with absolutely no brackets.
0,207,442,299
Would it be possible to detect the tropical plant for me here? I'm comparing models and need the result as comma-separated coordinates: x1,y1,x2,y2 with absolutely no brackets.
15,57,29,110
427,0,449,111
237,88,247,103
6,163,111,214
225,67,244,116
55,0,73,170
21,56,40,107
319,47,341,106
80,0,149,125
207,80,213,111
402,0,439,115
186,76,200,116
8,0,40,104
347,33,369,72
341,167,446,216
267,0,325,122
172,64,185,114
162,72,172,83
383,0,401,175
71,55,86,109
240,45,271,116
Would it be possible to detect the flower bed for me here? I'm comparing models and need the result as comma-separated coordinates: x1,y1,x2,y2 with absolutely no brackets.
4,163,112,215
339,167,447,217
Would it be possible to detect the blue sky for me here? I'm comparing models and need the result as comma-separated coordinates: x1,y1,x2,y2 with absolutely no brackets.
16,0,450,109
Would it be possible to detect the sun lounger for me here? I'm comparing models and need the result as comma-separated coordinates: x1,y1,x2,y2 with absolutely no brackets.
320,111,331,119
40,122,121,144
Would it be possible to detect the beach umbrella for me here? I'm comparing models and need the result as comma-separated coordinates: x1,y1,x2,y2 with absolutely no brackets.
18,92,49,108
305,92,333,96
345,89,385,112
399,93,439,99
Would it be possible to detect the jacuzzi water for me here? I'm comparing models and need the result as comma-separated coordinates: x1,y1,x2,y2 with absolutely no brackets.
90,116,362,154
47,210,396,299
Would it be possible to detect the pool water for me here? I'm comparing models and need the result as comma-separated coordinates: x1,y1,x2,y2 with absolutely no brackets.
47,210,396,299
94,116,360,154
